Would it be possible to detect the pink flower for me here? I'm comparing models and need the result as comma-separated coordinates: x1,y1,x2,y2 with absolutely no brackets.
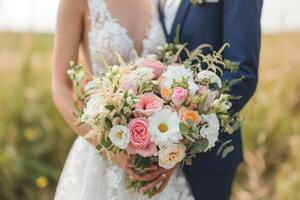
120,74,138,94
204,90,218,112
127,118,157,157
136,58,165,79
198,86,218,112
171,87,188,106
133,93,164,117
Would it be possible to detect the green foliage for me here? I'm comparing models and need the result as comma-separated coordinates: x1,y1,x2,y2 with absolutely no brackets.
191,138,209,154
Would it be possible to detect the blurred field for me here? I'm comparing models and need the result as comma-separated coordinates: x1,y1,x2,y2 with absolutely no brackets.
0,32,300,200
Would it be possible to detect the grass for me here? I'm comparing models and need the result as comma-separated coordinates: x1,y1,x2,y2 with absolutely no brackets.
0,32,299,200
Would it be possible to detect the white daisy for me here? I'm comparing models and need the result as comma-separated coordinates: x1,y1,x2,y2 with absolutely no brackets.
148,108,182,146
161,65,198,95
200,113,220,151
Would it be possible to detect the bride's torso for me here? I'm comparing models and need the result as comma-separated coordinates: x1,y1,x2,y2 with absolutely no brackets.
80,0,166,75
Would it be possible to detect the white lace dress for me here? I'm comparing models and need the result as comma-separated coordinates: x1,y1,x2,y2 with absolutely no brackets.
54,0,194,199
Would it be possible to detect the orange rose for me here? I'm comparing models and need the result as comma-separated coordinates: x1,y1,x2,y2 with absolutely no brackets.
161,87,172,101
181,109,201,124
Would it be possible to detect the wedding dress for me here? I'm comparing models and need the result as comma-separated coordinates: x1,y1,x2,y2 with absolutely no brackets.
54,0,194,199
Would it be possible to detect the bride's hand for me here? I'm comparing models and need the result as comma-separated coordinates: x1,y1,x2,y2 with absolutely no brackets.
111,154,158,181
138,165,177,195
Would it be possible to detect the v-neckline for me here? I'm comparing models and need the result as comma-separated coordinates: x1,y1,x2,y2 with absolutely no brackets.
103,0,154,56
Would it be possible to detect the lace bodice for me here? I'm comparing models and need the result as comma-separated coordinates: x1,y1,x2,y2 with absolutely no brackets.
88,0,166,75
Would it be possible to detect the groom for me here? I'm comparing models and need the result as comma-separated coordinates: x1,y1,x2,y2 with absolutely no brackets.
139,0,263,199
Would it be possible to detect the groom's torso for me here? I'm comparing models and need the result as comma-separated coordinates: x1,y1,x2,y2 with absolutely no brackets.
160,0,244,172
162,0,225,50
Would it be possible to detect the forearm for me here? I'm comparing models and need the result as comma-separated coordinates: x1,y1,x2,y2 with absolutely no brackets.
222,0,262,113
52,86,99,146
222,69,257,114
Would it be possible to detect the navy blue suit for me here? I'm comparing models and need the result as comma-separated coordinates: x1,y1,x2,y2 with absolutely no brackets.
159,0,263,199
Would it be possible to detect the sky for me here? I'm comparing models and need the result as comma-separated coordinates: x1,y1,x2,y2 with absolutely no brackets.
0,0,299,33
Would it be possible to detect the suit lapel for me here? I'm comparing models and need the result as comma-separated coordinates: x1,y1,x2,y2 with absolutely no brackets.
158,1,168,39
168,0,191,42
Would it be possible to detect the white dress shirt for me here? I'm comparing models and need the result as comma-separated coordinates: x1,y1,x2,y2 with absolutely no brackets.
163,0,182,34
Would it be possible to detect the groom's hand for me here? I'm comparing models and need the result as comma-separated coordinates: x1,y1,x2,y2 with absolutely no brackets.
138,166,177,195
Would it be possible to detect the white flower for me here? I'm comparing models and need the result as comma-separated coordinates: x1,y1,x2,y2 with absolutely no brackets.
200,113,220,151
145,54,157,60
197,70,222,88
211,94,232,113
81,94,108,125
108,125,130,149
112,65,119,73
84,77,101,92
130,67,154,83
77,70,85,80
158,143,186,169
148,108,182,146
162,65,198,95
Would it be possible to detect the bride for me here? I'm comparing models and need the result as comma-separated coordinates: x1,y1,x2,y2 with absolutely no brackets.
52,0,194,199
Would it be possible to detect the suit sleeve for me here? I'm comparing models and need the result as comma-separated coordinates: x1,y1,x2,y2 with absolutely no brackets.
221,0,263,114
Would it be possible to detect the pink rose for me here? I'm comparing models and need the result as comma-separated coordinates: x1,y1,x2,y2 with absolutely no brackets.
120,74,138,94
127,118,157,157
136,58,165,79
171,87,188,106
133,93,164,117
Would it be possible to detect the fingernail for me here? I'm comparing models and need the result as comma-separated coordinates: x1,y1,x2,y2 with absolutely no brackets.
139,188,144,193
162,173,166,178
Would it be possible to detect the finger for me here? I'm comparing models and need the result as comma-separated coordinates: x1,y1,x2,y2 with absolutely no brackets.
124,161,135,168
144,165,158,171
137,168,165,181
139,173,167,193
155,176,170,194
125,168,145,181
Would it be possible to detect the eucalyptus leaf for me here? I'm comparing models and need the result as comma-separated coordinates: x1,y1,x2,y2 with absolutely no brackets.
179,122,190,135
216,139,232,156
191,138,209,153
222,145,235,158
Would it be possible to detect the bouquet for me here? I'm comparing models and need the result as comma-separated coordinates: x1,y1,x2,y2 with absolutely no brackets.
68,43,241,197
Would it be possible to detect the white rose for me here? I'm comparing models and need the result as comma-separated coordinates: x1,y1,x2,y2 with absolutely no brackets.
81,94,108,125
158,143,186,169
162,65,198,95
197,70,222,88
200,113,220,151
108,125,130,149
